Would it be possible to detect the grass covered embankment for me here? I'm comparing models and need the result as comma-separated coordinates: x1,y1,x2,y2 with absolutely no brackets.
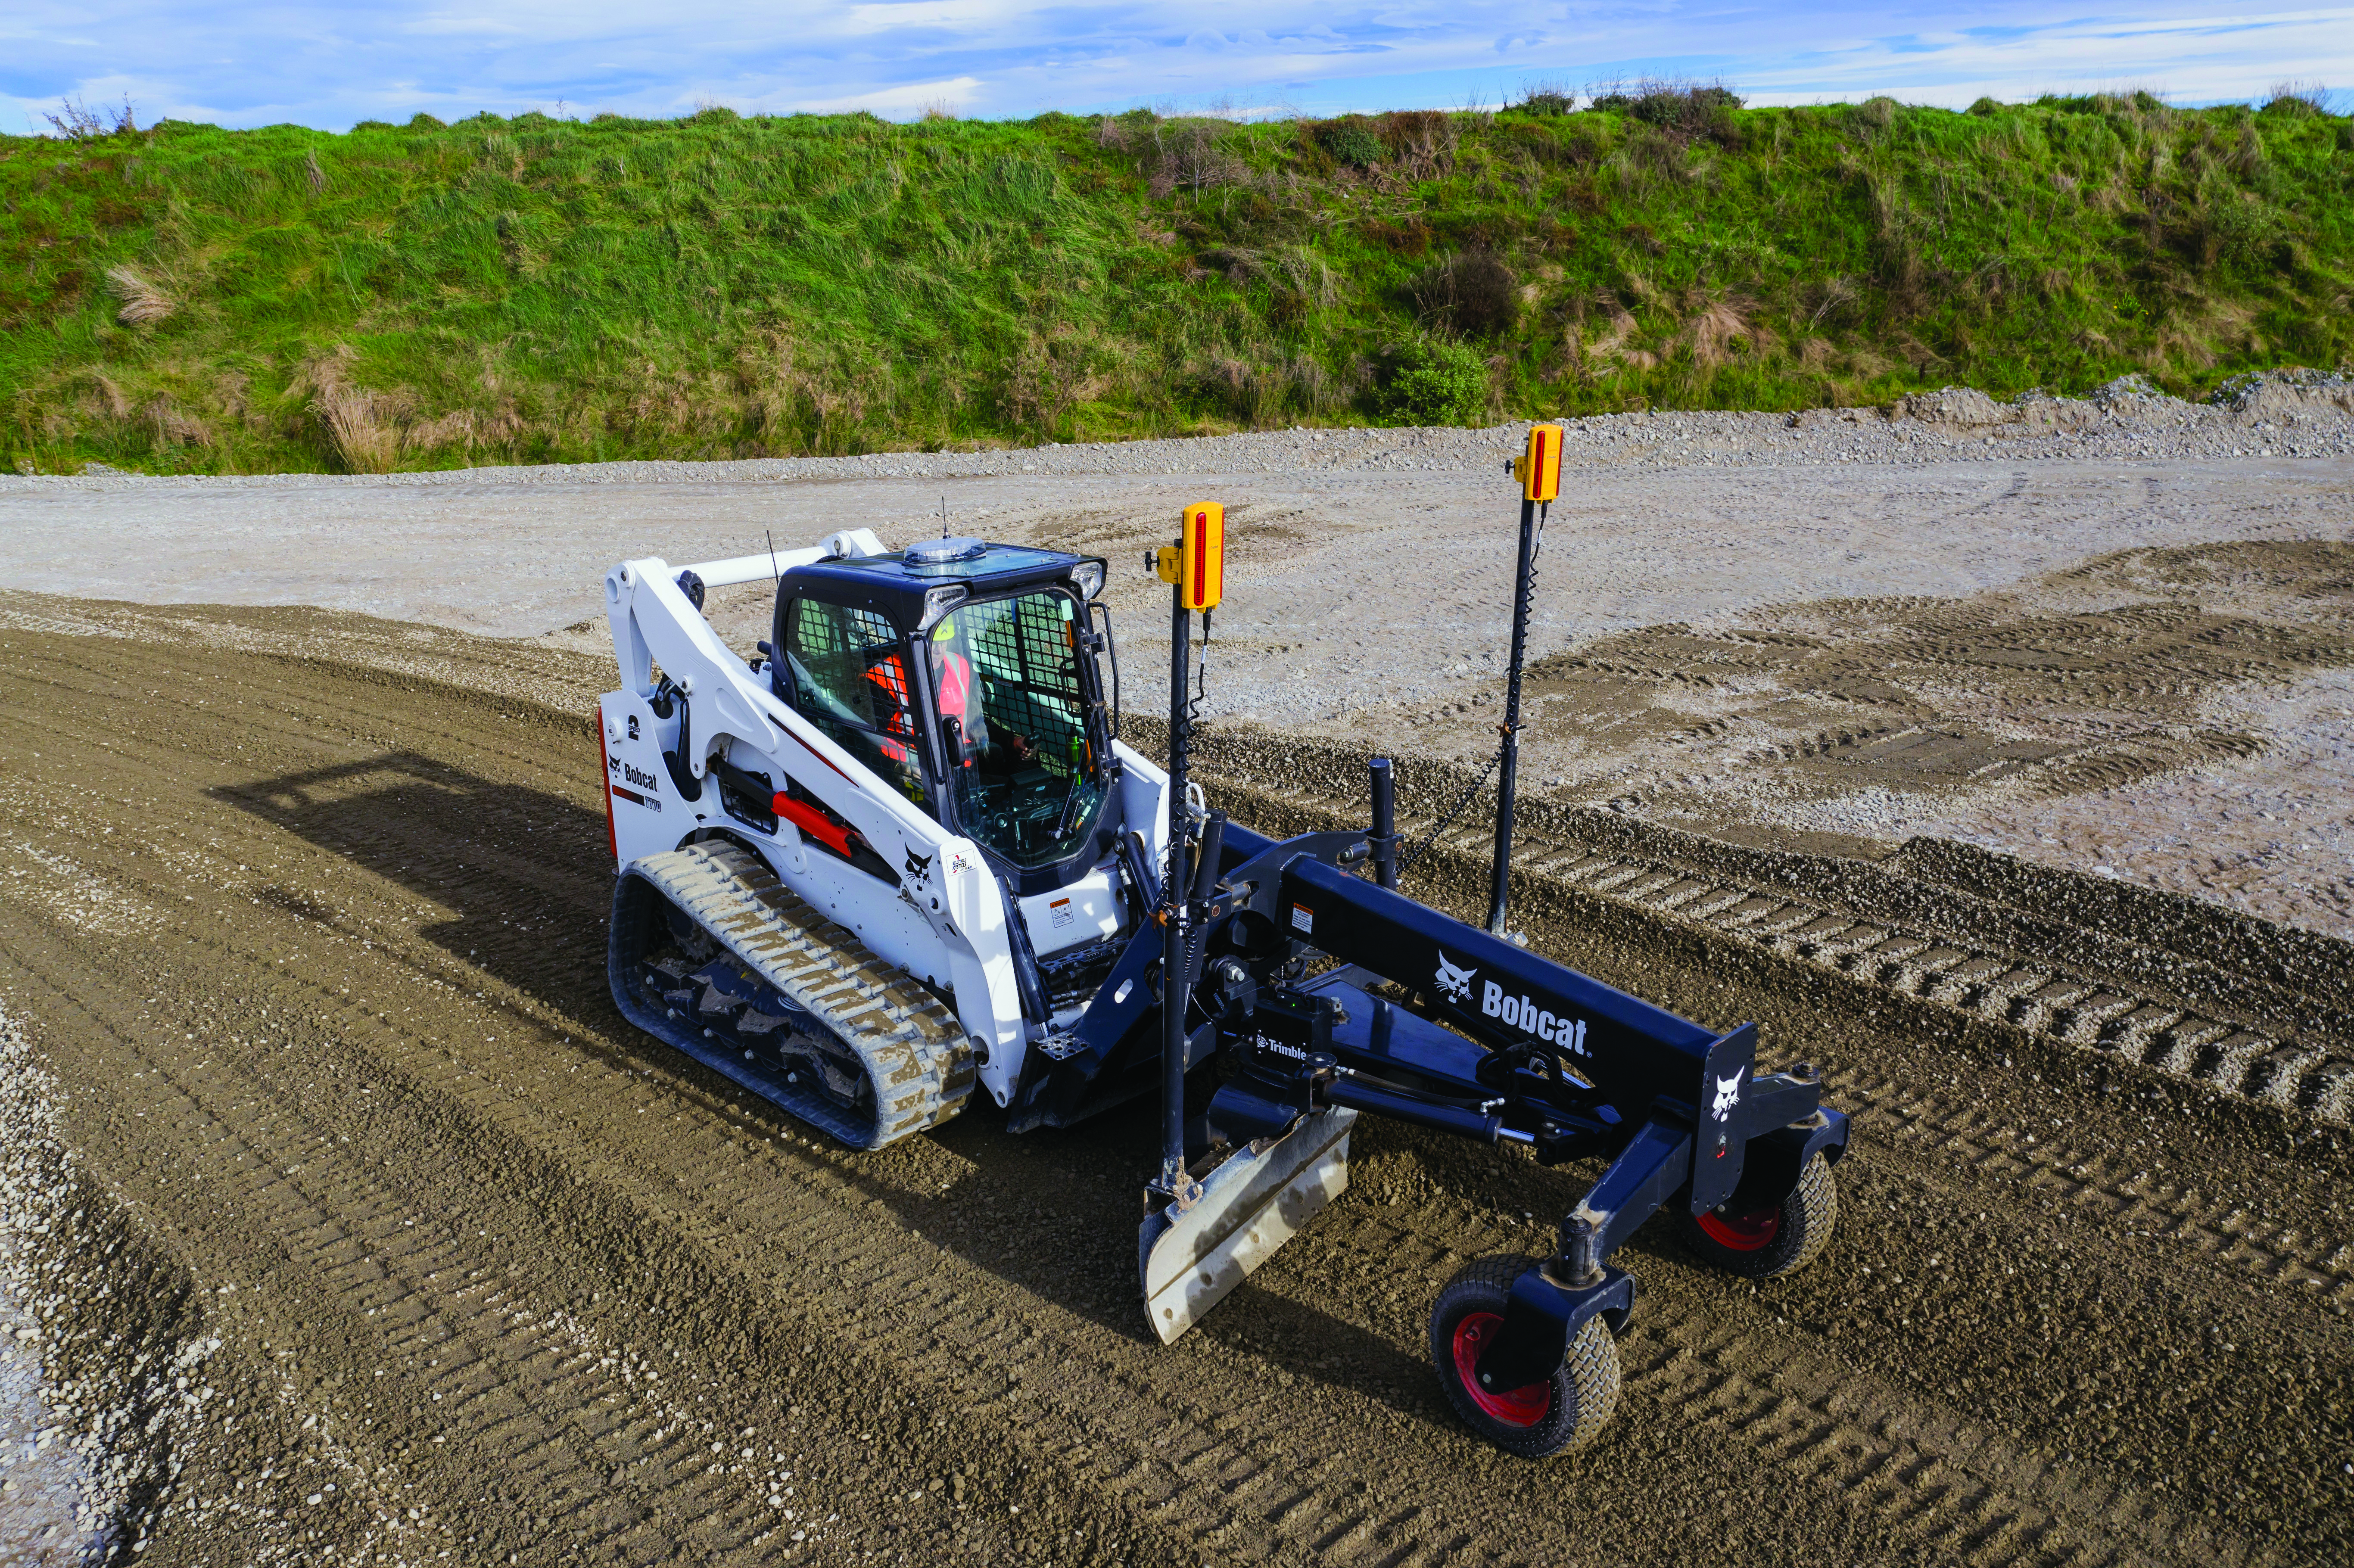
3,90,2351,473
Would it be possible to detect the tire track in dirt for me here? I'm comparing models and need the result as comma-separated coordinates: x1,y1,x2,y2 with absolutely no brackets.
0,621,2347,1565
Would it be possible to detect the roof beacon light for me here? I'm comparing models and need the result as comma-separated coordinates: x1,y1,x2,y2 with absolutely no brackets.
1511,423,1563,503
1158,503,1224,611
905,535,989,566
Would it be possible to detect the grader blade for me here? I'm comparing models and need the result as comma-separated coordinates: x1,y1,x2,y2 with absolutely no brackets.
1138,1106,1356,1345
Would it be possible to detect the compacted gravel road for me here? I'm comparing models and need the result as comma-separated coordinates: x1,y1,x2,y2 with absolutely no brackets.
6,376,2350,937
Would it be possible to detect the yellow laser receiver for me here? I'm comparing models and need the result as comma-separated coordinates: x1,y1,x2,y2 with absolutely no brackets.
1508,423,1564,503
1156,502,1224,610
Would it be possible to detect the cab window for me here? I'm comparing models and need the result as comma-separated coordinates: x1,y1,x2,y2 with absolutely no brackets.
780,598,931,812
927,588,1104,868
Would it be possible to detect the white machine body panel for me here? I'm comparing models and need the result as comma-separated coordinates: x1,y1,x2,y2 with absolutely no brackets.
1021,865,1124,959
598,537,1165,1112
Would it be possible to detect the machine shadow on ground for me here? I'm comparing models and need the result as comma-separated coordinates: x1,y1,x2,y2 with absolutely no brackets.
209,747,1505,1400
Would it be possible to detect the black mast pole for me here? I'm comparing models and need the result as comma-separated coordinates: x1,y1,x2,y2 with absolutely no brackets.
1487,495,1541,935
1158,572,1193,1198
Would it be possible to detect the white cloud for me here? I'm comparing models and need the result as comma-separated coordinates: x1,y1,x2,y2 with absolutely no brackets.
791,74,986,113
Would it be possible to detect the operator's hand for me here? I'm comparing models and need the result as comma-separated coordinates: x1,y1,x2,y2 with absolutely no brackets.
1006,733,1037,764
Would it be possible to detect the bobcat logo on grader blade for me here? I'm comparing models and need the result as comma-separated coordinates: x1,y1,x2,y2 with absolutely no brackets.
1711,1070,1744,1120
1433,952,1476,1005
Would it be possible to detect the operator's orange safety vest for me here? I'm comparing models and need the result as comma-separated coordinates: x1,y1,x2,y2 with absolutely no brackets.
862,649,977,767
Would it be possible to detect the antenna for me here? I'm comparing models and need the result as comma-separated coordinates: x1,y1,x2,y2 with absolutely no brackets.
765,529,779,586
940,496,950,540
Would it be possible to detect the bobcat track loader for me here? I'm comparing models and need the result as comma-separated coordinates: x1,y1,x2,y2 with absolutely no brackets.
598,484,1849,1459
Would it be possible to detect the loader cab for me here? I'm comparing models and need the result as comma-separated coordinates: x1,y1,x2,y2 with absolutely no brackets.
771,540,1118,893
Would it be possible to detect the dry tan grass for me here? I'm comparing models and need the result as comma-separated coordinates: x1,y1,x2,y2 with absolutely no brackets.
299,347,404,473
105,267,176,327
1842,343,1899,379
402,410,479,454
144,398,213,448
313,386,398,472
1682,297,1752,367
1551,328,1583,377
89,373,131,419
1581,297,1642,371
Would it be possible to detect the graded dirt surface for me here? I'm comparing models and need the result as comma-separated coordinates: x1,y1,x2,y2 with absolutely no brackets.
1,408,2351,1564
0,603,2348,1566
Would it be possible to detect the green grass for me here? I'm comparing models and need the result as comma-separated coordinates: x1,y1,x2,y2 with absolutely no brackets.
3,92,2350,474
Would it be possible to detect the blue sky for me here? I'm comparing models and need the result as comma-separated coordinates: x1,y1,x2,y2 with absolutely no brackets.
6,3,2349,133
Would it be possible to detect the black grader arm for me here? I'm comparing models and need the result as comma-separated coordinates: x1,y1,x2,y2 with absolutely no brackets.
1152,800,1849,1452
1118,469,1850,1459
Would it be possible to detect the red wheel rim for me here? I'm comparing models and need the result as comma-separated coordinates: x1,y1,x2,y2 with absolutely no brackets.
1696,1203,1781,1251
1450,1311,1551,1427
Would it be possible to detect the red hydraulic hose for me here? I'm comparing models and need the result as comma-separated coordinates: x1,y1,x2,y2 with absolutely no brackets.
772,792,858,859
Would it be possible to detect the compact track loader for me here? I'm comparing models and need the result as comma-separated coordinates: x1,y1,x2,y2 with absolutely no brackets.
598,445,1849,1456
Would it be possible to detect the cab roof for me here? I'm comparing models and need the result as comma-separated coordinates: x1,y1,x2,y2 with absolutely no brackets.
779,542,1096,630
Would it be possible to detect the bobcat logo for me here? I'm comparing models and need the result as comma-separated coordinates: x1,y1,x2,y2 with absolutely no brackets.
1710,1070,1743,1120
1433,952,1476,1005
903,849,933,884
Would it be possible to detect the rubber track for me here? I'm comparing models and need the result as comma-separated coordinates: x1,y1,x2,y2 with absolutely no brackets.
622,841,974,1148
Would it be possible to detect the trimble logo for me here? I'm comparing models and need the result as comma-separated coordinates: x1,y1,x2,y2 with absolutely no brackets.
1254,1033,1308,1061
1481,981,1589,1057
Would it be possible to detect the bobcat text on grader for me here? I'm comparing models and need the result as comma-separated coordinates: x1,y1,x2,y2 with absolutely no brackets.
595,427,1850,1457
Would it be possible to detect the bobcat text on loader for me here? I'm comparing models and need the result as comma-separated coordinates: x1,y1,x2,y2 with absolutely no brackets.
596,460,1849,1457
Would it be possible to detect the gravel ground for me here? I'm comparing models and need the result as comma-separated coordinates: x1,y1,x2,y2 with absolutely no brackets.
0,1006,184,1565
3,368,2349,637
0,375,2349,1561
0,621,2343,1567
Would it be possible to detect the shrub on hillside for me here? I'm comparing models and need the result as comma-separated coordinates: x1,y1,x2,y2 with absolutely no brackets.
1588,82,1743,146
1311,116,1388,168
1373,339,1489,425
1409,248,1519,336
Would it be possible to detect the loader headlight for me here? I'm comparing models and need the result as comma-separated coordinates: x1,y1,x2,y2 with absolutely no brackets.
1070,559,1106,600
918,583,970,632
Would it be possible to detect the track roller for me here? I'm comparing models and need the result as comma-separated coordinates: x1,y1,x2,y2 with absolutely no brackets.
608,841,973,1149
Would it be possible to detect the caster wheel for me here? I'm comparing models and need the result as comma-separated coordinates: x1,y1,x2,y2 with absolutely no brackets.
1678,1151,1839,1279
1429,1255,1620,1458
